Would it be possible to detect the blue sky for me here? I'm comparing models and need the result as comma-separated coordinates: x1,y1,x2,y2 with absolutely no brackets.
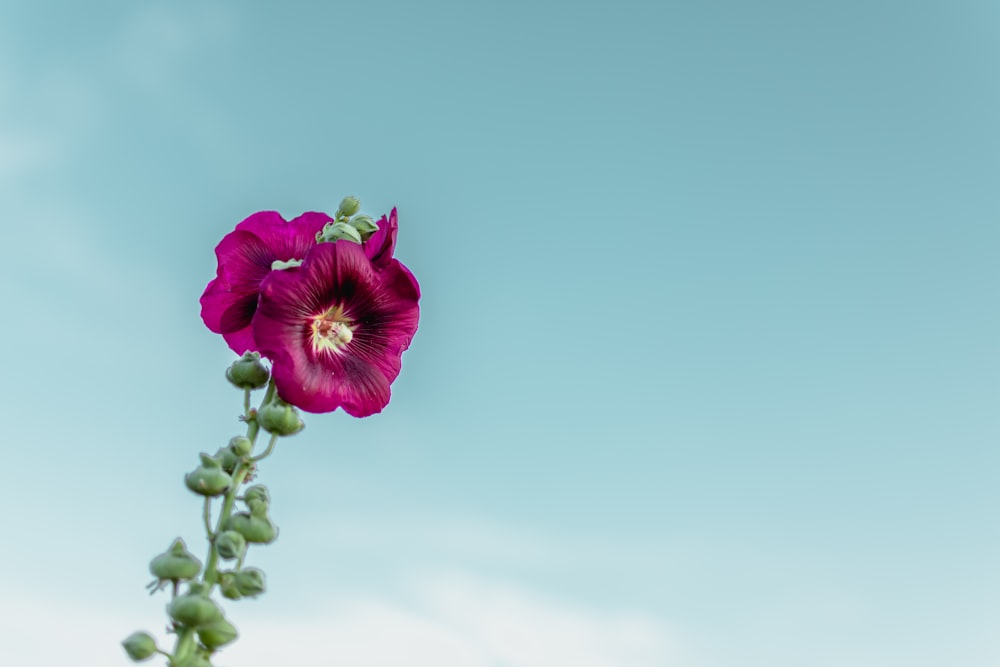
1,1,998,665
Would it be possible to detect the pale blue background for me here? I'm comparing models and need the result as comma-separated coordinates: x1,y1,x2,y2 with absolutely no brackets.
1,1,998,665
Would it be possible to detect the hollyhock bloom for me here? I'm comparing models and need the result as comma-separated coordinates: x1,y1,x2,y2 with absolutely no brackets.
253,240,420,417
200,211,331,354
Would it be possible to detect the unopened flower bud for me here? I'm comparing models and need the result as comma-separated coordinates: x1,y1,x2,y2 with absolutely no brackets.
225,352,270,389
317,221,362,245
197,616,239,649
257,398,304,436
213,446,238,474
185,453,233,497
150,539,202,582
226,501,278,544
234,567,266,597
168,590,222,628
215,530,246,560
229,436,252,457
337,196,361,217
219,572,242,600
121,631,157,662
243,484,270,505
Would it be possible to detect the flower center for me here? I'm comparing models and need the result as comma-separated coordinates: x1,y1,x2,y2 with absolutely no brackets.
310,305,354,353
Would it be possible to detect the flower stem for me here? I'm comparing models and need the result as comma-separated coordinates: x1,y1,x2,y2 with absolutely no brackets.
250,433,279,463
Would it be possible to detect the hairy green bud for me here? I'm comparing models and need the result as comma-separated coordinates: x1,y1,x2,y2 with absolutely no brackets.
185,453,233,497
168,591,222,628
225,352,270,390
121,632,157,662
229,435,253,457
257,398,304,436
197,616,239,649
234,567,266,597
150,539,202,582
337,195,361,217
226,500,278,544
215,530,246,560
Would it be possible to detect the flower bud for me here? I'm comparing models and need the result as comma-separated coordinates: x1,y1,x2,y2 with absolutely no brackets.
121,631,157,662
168,591,222,628
348,214,379,239
197,616,239,649
185,453,233,497
257,398,304,436
225,352,270,389
150,539,202,582
229,436,253,457
213,446,238,474
225,501,278,544
215,530,246,560
337,195,361,217
219,572,242,600
234,567,266,597
317,221,362,245
243,484,270,506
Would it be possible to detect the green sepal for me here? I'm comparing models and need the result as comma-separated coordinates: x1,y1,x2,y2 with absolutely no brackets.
197,616,239,649
348,214,379,240
172,655,213,667
121,631,157,661
215,530,246,560
185,453,233,497
317,221,363,245
150,539,202,582
225,352,269,390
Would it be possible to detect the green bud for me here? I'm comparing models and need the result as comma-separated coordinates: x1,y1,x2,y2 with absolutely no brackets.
121,631,157,662
185,453,233,497
213,446,238,474
234,567,266,597
257,398,304,436
197,616,239,649
337,195,361,217
168,591,222,628
219,572,242,600
225,352,270,390
150,539,202,582
215,530,246,560
243,484,270,505
317,221,363,244
348,214,379,240
229,436,253,457
226,501,278,544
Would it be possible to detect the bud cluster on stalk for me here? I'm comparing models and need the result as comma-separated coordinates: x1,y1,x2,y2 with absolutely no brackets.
123,356,303,666
315,195,380,245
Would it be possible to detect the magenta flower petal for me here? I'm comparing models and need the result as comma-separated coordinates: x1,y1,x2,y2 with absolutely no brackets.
363,207,398,269
199,211,330,354
253,241,420,416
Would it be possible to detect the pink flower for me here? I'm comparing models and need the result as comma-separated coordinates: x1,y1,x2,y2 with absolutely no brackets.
252,240,420,416
200,211,331,354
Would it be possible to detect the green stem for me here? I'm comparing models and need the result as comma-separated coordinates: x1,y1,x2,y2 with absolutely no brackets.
250,433,279,463
203,497,213,540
